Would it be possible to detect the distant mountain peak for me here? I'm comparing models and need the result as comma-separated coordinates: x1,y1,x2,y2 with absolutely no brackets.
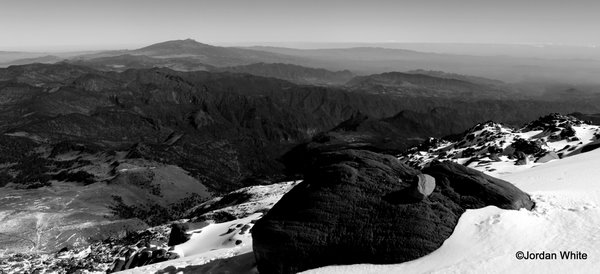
121,39,299,67
138,39,213,51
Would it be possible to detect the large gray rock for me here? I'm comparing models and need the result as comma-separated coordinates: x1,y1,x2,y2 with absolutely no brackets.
252,149,533,274
409,173,436,200
535,151,560,163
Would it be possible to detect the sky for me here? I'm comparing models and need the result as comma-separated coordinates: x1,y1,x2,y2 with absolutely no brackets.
1,0,599,51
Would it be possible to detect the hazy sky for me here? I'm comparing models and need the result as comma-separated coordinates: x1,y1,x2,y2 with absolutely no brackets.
1,0,599,51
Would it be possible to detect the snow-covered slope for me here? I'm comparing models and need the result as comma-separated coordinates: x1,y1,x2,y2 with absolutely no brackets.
306,143,600,274
118,180,301,273
115,115,600,274
401,114,600,176
131,141,600,274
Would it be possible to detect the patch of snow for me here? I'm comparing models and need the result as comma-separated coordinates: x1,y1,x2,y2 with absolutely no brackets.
119,181,301,273
122,214,260,273
190,180,301,219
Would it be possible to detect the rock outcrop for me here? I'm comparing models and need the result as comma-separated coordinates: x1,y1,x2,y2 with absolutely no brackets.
252,149,533,274
423,161,534,210
108,246,179,273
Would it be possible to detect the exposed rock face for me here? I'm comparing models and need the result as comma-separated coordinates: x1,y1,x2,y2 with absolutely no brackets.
108,246,179,273
252,150,533,274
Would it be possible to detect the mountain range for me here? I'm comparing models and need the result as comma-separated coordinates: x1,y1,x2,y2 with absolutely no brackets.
6,39,600,86
2,39,600,273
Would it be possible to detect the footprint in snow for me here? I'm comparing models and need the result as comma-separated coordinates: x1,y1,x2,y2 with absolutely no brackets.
533,193,597,213
476,214,502,231
489,214,501,224
567,203,597,212
529,194,552,216
582,203,598,210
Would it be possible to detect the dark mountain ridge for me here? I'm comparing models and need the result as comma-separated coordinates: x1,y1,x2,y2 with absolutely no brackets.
406,69,507,86
69,54,214,72
0,63,598,198
216,62,354,86
346,71,520,100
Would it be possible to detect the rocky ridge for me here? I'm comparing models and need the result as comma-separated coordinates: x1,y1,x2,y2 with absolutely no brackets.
400,113,600,175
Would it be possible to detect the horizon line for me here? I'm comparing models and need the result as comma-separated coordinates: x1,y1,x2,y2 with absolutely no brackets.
2,40,600,53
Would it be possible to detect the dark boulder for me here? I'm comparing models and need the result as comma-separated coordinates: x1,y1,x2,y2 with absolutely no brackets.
57,246,69,253
167,223,190,246
423,162,534,210
252,149,533,274
511,139,544,156
581,141,600,153
514,151,530,166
